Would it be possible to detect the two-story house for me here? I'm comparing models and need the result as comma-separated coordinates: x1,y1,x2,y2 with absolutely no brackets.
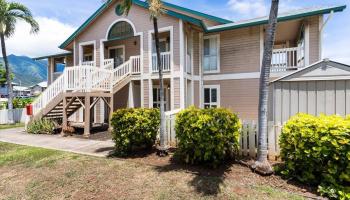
33,0,347,136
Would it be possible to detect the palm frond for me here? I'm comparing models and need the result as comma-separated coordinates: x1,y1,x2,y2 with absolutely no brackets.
7,2,32,16
120,0,132,16
148,0,165,19
3,16,15,38
9,11,39,34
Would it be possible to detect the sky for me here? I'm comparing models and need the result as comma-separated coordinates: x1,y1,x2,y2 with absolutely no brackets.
5,0,350,64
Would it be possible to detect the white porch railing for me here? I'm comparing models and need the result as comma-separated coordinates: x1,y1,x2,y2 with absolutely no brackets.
271,47,305,72
111,56,141,85
81,61,95,67
103,59,114,70
32,66,112,116
152,52,171,73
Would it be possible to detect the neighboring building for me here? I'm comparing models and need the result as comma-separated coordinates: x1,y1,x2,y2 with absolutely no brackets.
32,0,347,135
0,82,30,98
30,81,47,96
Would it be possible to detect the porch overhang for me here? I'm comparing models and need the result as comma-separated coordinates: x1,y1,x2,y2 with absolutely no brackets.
33,52,72,60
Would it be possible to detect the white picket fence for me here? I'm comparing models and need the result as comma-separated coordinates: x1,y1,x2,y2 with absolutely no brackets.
164,115,283,160
239,120,283,160
0,109,27,124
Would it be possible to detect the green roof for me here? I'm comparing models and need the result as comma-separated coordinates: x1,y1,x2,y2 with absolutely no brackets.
33,52,72,60
206,5,346,33
59,2,346,49
59,0,230,49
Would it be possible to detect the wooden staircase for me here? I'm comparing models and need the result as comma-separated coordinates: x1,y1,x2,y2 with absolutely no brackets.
30,56,141,122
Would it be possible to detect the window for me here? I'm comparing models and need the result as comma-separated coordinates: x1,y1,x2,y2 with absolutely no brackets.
153,88,168,110
83,53,93,62
203,35,219,73
108,21,134,40
152,38,169,53
203,86,220,108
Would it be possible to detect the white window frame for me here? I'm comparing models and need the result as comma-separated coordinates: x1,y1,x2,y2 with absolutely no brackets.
203,35,220,74
79,40,96,66
203,85,220,108
152,85,170,111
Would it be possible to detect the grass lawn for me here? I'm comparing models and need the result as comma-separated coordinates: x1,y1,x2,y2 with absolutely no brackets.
0,123,24,130
0,142,313,200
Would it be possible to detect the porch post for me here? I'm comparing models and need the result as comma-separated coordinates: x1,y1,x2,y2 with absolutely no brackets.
61,94,68,136
108,95,114,132
84,95,91,137
128,81,134,108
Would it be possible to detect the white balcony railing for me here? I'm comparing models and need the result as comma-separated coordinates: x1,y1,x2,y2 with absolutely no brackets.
271,47,305,72
81,61,95,67
152,52,171,73
103,59,114,70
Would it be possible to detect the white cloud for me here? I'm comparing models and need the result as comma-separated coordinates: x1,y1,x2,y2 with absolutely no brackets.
227,0,267,18
5,17,76,58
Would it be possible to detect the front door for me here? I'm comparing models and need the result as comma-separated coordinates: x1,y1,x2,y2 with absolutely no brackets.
109,46,125,68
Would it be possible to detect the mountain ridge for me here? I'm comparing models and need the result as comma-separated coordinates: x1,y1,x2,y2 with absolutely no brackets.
0,54,47,87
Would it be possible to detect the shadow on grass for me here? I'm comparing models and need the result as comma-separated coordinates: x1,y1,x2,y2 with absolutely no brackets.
154,155,233,197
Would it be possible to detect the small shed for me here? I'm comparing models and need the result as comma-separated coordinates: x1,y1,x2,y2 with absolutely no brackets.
269,59,350,124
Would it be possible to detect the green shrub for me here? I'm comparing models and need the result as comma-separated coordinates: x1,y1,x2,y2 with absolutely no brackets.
111,108,160,156
13,97,33,109
27,119,55,134
175,106,241,168
279,113,350,199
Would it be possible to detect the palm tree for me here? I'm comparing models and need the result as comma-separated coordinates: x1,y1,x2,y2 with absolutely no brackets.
253,0,279,175
120,0,168,156
0,0,39,123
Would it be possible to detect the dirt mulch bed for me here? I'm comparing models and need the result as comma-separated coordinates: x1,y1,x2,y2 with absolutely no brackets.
109,148,322,200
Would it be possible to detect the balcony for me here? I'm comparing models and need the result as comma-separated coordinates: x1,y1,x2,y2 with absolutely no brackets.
152,52,171,73
271,47,305,72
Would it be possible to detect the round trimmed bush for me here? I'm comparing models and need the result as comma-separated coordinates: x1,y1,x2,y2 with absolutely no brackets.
111,108,160,156
279,113,350,199
175,106,241,168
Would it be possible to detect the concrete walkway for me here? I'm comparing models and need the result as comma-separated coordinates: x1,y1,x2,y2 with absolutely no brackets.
0,127,115,157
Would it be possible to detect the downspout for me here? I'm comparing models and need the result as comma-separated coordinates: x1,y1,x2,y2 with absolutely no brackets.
319,11,334,59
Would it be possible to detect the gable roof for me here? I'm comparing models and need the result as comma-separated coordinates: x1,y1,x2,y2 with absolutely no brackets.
59,1,346,49
59,0,230,49
270,59,350,83
206,5,346,33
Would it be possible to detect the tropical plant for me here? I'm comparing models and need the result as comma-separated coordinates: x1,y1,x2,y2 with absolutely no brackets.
27,118,55,134
279,113,350,199
0,0,39,123
175,107,241,168
119,0,167,156
12,97,33,108
0,66,14,85
111,108,160,156
254,0,279,174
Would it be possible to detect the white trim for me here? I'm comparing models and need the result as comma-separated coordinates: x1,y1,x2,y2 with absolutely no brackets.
171,77,174,110
179,20,185,109
73,40,76,65
148,79,152,108
128,81,134,108
203,72,261,80
105,18,137,39
203,85,220,108
148,26,174,74
199,32,204,108
304,22,310,66
79,40,96,66
99,39,107,67
202,34,220,74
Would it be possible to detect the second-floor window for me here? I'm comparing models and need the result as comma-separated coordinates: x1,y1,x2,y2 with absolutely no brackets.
203,35,219,73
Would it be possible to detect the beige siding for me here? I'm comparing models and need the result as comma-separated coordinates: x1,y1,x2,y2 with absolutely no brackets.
173,78,180,109
113,84,129,111
193,31,200,75
66,55,74,67
202,27,261,74
143,79,149,108
104,37,140,60
204,79,260,120
271,80,350,123
308,16,320,63
74,1,180,71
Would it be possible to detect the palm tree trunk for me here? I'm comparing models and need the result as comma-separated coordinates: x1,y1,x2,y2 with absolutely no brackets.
253,0,279,175
0,31,14,124
153,17,167,156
